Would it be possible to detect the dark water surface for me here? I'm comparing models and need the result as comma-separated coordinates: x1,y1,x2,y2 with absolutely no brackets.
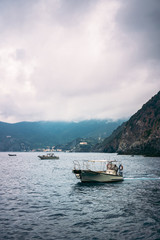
0,152,160,240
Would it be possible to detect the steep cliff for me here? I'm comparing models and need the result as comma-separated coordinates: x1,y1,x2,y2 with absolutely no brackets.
96,91,160,156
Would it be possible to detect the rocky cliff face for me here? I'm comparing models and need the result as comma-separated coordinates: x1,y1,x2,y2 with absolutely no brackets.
97,91,160,156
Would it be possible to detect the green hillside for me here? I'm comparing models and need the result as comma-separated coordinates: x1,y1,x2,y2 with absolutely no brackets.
0,119,124,151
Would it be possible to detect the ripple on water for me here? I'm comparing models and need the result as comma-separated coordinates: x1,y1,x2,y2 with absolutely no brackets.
0,152,160,240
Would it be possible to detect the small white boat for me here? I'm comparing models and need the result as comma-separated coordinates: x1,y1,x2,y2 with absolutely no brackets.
38,153,59,160
72,160,123,183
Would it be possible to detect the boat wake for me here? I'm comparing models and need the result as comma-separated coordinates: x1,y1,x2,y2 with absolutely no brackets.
124,177,160,180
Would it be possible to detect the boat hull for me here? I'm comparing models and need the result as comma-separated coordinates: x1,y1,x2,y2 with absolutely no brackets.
38,156,59,160
73,170,123,183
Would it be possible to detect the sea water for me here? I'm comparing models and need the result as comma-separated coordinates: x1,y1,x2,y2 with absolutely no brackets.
0,152,160,240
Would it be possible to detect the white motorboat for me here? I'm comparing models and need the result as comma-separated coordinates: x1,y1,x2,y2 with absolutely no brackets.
38,153,59,160
72,160,123,183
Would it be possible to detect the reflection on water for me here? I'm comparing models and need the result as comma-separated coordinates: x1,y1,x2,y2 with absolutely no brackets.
0,152,160,240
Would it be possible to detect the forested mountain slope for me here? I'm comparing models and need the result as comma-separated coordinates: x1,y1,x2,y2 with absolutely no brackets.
95,91,160,156
0,119,124,151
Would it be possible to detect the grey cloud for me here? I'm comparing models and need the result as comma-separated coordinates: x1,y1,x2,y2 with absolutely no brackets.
13,49,26,61
116,0,160,61
0,0,36,30
116,0,160,31
43,0,98,27
0,0,160,123
0,0,97,30
59,0,97,14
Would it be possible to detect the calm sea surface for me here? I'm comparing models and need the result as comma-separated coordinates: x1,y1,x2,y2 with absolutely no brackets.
0,152,160,240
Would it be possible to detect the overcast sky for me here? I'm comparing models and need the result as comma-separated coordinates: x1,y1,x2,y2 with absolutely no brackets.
0,0,160,123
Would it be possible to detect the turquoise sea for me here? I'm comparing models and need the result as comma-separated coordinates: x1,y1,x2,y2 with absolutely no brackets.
0,152,160,240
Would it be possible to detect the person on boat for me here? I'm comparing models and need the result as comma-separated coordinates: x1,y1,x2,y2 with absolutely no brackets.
119,164,123,176
114,164,118,173
107,162,112,170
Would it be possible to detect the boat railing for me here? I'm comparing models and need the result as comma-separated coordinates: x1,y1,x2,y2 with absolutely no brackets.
73,160,107,171
83,160,91,170
73,160,81,170
73,160,92,170
73,160,123,173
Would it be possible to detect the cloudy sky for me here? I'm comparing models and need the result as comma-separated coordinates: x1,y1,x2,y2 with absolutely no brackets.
0,0,160,123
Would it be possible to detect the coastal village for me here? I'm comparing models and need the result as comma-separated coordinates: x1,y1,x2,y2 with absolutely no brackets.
31,141,88,153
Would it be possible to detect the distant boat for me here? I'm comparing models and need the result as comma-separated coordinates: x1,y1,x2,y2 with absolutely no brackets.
8,154,17,156
72,160,123,183
38,153,59,160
